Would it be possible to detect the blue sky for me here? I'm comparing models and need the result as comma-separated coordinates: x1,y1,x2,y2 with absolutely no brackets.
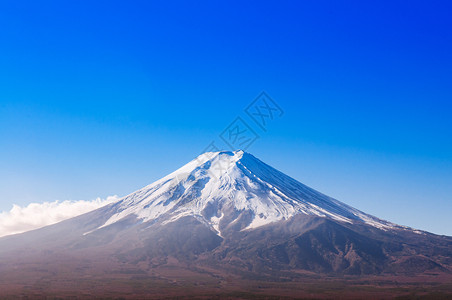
0,0,451,235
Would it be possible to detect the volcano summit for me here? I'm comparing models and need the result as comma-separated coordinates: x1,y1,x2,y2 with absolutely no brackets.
96,150,402,235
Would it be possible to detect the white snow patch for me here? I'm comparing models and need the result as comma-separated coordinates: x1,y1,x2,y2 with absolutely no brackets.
94,150,406,234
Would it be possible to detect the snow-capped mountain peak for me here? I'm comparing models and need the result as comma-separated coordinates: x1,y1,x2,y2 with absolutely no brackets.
96,150,399,235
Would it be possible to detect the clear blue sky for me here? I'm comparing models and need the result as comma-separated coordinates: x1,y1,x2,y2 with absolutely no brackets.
1,1,451,235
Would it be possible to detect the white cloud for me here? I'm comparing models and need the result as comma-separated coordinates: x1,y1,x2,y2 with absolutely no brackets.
0,195,119,238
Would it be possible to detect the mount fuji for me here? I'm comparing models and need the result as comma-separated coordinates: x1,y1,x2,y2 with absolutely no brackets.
0,150,451,298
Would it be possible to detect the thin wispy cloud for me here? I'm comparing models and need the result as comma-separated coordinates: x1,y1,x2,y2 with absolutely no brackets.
0,196,119,238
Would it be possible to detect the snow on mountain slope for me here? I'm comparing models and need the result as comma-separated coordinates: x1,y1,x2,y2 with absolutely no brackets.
95,150,401,236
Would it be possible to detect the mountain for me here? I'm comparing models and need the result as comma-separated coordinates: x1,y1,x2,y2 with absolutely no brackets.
0,150,451,298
